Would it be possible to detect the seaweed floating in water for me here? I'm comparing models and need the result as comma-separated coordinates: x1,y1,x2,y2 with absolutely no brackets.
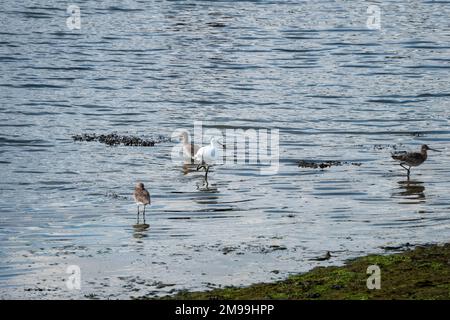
105,192,129,201
298,160,362,169
72,133,170,147
373,144,404,151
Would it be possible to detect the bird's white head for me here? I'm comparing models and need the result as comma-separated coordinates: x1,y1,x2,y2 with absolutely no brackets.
210,136,224,146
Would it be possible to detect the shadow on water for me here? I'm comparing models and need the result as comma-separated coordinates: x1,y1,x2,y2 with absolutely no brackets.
182,163,197,175
132,222,150,239
182,163,218,192
196,175,219,192
392,179,426,203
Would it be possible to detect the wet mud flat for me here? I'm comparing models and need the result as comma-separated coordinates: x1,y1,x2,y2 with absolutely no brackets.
12,236,305,300
72,133,171,147
154,243,450,300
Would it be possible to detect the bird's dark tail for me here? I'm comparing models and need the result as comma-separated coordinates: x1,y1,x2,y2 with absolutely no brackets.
391,151,406,161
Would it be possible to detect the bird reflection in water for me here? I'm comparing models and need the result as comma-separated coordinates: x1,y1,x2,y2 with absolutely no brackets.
196,174,219,191
132,222,150,239
182,163,197,175
393,179,426,202
182,163,217,190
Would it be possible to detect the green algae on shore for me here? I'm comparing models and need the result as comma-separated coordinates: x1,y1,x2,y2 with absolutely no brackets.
156,244,450,300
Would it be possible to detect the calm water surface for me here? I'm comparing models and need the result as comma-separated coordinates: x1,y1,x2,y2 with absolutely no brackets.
1,0,450,299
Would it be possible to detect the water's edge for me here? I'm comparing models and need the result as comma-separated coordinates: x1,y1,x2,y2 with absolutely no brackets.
154,241,450,300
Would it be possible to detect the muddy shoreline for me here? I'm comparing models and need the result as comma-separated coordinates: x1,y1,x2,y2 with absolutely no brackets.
149,243,450,300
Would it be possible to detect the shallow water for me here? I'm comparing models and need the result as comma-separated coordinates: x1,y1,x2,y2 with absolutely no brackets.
1,0,450,299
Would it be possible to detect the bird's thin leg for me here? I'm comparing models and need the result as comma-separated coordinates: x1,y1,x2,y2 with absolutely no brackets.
205,165,210,180
137,205,140,223
400,163,409,173
400,163,411,180
197,160,207,172
400,163,411,178
143,206,146,223
203,165,210,188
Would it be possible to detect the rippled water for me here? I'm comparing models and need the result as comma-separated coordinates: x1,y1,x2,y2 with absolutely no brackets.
1,0,450,299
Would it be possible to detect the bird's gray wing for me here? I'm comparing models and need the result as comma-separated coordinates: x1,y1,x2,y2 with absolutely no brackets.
407,152,423,161
144,190,151,204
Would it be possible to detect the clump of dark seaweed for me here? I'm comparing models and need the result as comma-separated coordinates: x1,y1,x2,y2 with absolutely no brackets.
72,133,171,147
298,160,362,169
105,192,129,201
373,144,403,151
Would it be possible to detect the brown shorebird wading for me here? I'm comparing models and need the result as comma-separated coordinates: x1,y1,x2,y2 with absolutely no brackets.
133,182,151,220
179,131,200,162
391,144,440,177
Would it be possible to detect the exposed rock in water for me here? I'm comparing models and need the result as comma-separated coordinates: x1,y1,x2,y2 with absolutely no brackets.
72,133,171,147
380,242,413,251
298,160,362,169
309,251,332,261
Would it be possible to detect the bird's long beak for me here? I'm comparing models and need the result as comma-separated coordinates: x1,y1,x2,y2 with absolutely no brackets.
429,148,441,152
217,140,226,148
